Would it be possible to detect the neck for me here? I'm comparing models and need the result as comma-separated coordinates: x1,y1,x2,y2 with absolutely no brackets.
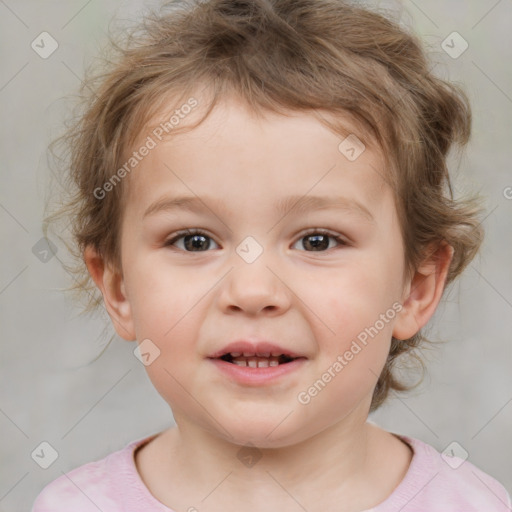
175,411,370,484
139,405,411,512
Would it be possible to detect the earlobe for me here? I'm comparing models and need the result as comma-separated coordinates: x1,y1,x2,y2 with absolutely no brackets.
392,242,454,341
84,246,136,341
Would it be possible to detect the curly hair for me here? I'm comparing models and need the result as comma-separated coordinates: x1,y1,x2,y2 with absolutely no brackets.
45,0,485,411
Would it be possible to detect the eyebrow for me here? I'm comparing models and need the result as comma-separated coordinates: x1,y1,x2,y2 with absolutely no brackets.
143,194,375,222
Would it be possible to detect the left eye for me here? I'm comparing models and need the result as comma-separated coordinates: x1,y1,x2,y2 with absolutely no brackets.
165,230,219,252
165,229,346,252
292,230,347,252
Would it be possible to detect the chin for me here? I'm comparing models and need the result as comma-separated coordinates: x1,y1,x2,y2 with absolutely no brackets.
214,418,313,450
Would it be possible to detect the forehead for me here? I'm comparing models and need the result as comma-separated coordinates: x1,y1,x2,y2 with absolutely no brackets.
124,93,390,217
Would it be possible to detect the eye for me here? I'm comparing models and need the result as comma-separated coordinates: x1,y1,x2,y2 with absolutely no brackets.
164,229,219,252
164,228,348,253
292,229,348,252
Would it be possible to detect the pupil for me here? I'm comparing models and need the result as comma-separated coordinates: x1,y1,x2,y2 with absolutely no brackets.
185,234,209,251
304,234,328,251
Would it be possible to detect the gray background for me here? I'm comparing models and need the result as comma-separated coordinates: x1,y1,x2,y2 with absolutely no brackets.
0,1,511,511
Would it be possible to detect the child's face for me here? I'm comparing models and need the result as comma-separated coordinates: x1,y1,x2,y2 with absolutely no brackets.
105,96,415,446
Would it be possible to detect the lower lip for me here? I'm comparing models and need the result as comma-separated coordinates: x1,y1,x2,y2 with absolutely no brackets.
208,358,306,385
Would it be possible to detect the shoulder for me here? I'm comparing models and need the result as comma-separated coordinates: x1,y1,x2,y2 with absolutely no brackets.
31,437,146,512
387,435,512,512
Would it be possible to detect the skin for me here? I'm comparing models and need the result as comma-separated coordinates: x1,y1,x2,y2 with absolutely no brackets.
85,94,453,512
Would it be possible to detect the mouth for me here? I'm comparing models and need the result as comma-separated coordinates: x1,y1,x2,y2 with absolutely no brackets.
207,341,307,384
216,352,301,368
208,348,307,385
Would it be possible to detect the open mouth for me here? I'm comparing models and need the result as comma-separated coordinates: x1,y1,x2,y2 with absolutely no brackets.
217,352,299,368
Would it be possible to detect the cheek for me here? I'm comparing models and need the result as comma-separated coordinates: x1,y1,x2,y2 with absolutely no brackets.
314,258,397,326
125,252,201,332
306,257,398,377
129,281,204,401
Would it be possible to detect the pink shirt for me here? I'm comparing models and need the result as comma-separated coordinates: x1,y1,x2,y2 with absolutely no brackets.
31,432,511,511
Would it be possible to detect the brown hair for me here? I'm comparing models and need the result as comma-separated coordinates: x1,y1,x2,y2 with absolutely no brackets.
45,0,485,411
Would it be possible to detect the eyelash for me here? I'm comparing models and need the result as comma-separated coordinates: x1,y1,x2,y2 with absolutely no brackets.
164,228,348,252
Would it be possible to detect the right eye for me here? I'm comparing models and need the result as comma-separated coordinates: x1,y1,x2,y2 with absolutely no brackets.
164,229,220,252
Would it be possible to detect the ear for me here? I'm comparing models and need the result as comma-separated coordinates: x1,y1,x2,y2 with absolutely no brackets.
392,241,454,340
84,246,136,341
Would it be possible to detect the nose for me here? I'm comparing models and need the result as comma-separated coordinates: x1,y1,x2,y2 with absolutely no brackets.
216,253,292,316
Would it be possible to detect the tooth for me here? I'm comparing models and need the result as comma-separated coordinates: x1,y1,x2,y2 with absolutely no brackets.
243,352,253,357
269,360,279,367
234,360,247,367
271,352,282,357
257,359,269,368
231,352,241,357
258,352,270,357
248,359,257,368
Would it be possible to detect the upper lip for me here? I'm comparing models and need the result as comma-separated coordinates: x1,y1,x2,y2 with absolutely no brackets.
208,340,306,359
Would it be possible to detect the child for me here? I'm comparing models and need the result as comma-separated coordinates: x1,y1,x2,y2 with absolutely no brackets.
33,0,511,510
